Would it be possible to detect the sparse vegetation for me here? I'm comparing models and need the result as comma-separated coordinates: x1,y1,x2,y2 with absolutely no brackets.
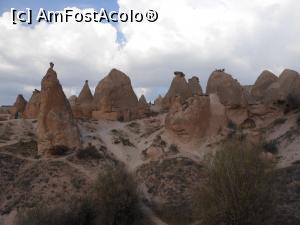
263,140,278,154
227,120,237,130
49,145,70,156
92,164,141,225
297,115,300,126
76,146,102,160
273,117,287,126
285,94,300,113
168,144,179,153
193,139,276,225
17,164,142,225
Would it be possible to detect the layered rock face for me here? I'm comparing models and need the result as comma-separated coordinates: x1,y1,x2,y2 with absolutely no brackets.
73,80,94,118
24,89,41,119
93,69,139,121
37,64,81,155
206,71,247,107
251,70,278,101
162,72,193,109
165,94,226,142
14,94,27,114
188,76,203,95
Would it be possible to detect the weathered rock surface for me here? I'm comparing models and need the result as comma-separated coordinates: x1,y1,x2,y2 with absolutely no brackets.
73,80,94,119
206,71,247,107
251,70,278,101
165,94,226,142
37,64,81,155
93,69,139,121
162,72,193,109
24,89,41,119
14,94,27,114
188,76,203,95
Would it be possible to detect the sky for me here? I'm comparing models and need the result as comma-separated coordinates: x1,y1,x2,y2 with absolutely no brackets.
0,0,300,105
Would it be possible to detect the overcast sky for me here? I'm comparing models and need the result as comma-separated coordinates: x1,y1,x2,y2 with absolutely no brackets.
0,0,300,105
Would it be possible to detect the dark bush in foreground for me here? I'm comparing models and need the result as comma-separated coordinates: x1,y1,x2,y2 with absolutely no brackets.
93,164,141,225
49,145,70,156
263,140,278,154
193,140,276,225
16,199,97,225
76,146,102,159
17,164,142,225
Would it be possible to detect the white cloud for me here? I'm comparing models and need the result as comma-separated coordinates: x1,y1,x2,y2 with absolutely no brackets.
1,1,300,105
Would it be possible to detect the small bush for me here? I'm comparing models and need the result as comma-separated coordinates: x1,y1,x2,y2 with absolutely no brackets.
285,94,300,113
263,140,278,154
17,197,102,225
297,115,300,126
168,144,179,153
49,145,69,156
273,117,287,126
227,120,237,130
92,164,141,225
193,139,276,225
76,146,102,159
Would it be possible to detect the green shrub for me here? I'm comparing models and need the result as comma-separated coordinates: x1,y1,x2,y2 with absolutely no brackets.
193,139,276,225
263,140,278,154
92,164,141,225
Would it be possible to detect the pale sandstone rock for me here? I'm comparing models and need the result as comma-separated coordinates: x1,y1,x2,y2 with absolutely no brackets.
162,71,193,109
14,94,27,113
206,71,247,107
37,64,81,155
93,69,138,121
251,70,278,101
188,76,203,95
24,89,40,119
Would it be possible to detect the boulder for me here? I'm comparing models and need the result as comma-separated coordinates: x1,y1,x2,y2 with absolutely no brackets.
206,71,247,107
162,71,193,109
37,63,81,155
24,89,41,119
278,69,300,98
93,69,138,121
251,70,278,101
188,76,203,95
14,94,27,113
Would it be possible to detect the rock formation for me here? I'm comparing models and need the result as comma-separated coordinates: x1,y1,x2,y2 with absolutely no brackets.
278,69,300,98
14,94,27,114
251,70,278,101
92,69,139,121
206,71,247,107
162,71,193,109
73,80,94,118
188,76,203,95
77,80,93,105
68,95,78,106
37,63,81,155
24,89,41,119
165,94,226,142
137,94,150,117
